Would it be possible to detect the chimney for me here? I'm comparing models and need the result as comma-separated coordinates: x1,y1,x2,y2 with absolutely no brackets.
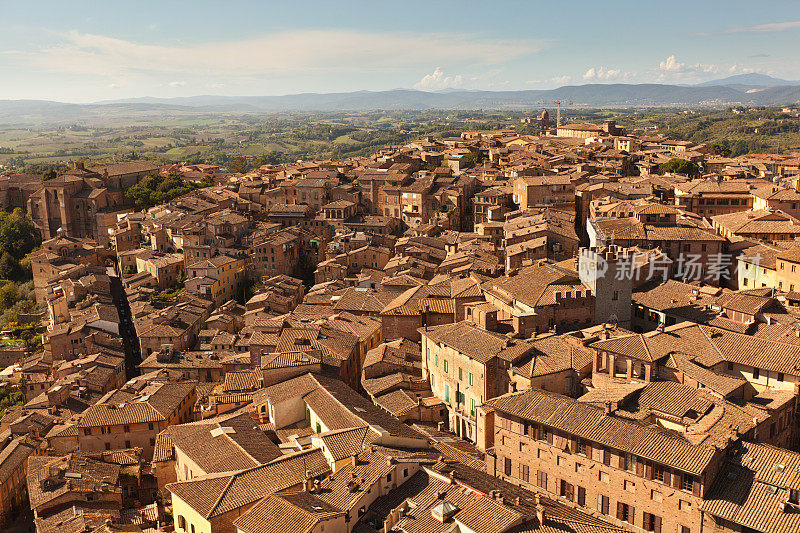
536,501,546,526
605,402,613,414
351,453,359,468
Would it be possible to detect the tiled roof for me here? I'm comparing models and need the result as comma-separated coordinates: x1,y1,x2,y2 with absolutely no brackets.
78,381,196,427
154,411,282,473
702,441,800,533
317,426,370,462
223,370,261,392
27,454,122,511
421,321,534,365
484,388,718,475
167,447,330,519
373,389,418,417
233,492,343,533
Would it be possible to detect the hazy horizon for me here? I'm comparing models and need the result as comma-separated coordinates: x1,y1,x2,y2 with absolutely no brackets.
2,1,800,103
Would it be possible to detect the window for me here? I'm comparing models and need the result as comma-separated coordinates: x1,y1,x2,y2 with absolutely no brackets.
617,503,632,524
577,486,586,506
444,384,450,403
435,354,438,367
681,474,694,492
625,480,635,492
679,499,691,512
651,489,662,502
504,457,512,476
426,347,430,361
443,360,448,373
177,516,186,531
403,468,409,478
598,494,610,515
653,464,665,483
559,479,574,501
123,425,130,432
386,473,392,482
577,439,588,456
625,453,637,472
458,367,463,381
468,372,473,386
470,398,476,417
430,374,435,388
778,372,785,382
753,367,760,380
537,470,548,489
643,512,661,532
599,471,609,483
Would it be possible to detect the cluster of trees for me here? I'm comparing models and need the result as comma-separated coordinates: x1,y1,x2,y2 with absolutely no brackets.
659,158,700,176
0,385,23,418
125,174,210,209
0,208,41,280
0,284,40,333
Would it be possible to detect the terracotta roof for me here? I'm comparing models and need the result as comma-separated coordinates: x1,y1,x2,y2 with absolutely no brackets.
702,441,800,533
316,426,370,462
233,492,343,533
78,381,196,427
154,411,282,473
167,447,330,519
420,321,534,365
485,388,719,475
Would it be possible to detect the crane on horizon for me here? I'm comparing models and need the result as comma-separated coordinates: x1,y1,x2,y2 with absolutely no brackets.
537,100,573,128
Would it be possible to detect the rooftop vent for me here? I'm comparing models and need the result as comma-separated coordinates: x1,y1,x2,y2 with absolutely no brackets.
431,501,459,523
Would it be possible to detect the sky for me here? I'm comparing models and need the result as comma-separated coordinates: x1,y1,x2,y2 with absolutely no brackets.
2,0,800,102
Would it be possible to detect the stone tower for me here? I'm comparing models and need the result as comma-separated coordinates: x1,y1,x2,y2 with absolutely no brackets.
577,244,633,327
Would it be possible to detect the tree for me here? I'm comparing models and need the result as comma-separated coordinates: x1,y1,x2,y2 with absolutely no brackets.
0,253,19,280
708,143,731,157
0,282,18,310
0,208,41,261
228,156,249,174
659,158,699,176
125,174,201,210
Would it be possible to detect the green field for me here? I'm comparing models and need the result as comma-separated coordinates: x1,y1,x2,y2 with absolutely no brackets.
2,107,799,173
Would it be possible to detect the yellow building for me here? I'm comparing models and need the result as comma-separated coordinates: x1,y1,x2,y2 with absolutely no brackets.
185,254,248,305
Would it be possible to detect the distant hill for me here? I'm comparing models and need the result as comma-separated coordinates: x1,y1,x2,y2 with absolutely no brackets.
92,84,800,110
3,82,800,126
695,73,797,88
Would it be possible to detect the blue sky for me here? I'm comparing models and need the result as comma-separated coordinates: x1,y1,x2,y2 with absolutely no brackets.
2,0,800,102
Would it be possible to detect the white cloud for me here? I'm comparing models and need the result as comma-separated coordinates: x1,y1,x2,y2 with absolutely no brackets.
658,55,718,75
21,30,544,80
728,64,757,74
414,67,463,90
168,81,186,87
583,67,623,81
107,83,120,89
549,75,572,85
725,20,800,33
